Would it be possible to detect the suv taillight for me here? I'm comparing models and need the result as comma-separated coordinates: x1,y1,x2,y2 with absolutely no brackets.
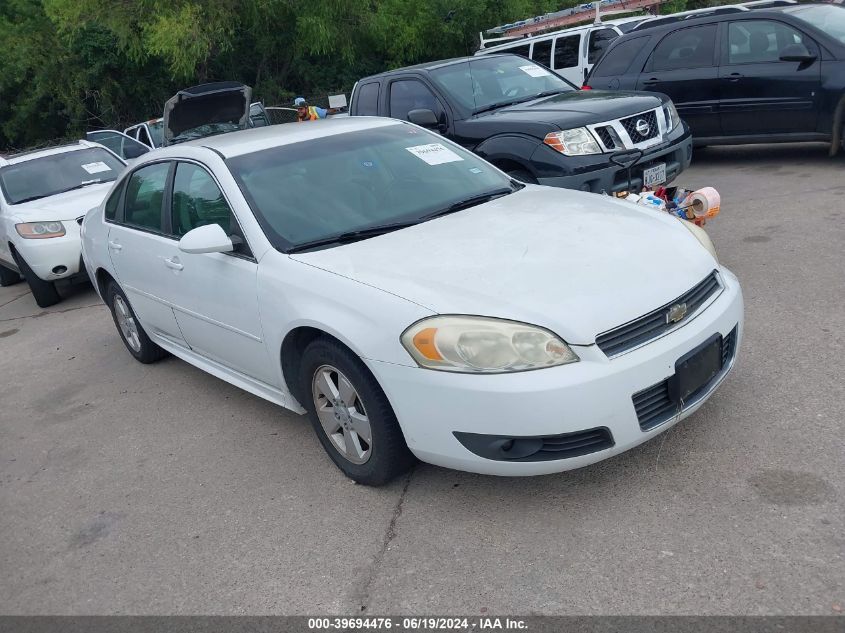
581,85,593,90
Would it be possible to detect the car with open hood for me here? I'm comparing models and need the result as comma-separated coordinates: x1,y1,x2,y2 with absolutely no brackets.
348,53,693,193
0,141,125,306
162,82,272,146
81,118,742,486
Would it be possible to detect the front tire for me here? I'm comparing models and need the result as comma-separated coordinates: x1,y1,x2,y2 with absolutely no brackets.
300,338,415,486
13,252,60,308
106,282,166,364
0,262,22,287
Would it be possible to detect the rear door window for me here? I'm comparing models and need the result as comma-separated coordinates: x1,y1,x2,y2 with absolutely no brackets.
587,28,619,64
649,24,718,71
355,82,380,115
553,34,580,69
531,39,553,67
591,36,651,76
122,162,170,232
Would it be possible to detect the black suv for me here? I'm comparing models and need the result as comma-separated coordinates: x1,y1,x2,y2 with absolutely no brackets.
585,4,845,152
349,54,693,193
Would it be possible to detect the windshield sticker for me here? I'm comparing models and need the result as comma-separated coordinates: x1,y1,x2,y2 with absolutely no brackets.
81,162,112,174
406,143,464,166
519,65,552,78
469,167,483,174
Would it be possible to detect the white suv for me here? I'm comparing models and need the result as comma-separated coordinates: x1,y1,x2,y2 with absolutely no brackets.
476,18,646,85
0,141,125,307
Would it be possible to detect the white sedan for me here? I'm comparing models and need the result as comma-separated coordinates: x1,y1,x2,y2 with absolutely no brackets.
81,118,743,485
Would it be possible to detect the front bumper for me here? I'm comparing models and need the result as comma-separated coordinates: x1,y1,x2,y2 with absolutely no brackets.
13,220,85,282
368,267,743,476
532,125,693,194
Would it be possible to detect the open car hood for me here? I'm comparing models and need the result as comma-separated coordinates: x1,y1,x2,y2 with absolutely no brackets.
162,81,252,146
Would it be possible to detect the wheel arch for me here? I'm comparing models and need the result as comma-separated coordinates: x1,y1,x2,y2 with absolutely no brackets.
280,326,372,407
94,267,118,300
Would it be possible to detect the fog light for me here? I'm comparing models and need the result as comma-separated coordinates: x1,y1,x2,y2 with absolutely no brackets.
52,265,67,275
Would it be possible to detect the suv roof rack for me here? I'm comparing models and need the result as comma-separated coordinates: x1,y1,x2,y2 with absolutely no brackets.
479,0,665,46
630,0,797,31
631,5,747,30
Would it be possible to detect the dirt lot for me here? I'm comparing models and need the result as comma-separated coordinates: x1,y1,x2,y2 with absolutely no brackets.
1,143,843,615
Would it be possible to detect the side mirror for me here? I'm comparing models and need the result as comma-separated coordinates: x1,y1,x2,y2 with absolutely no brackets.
178,224,233,254
408,108,439,128
779,43,817,63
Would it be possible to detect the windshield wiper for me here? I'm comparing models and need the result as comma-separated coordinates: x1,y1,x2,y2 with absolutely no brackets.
473,90,566,115
286,220,420,253
55,179,104,195
421,187,516,221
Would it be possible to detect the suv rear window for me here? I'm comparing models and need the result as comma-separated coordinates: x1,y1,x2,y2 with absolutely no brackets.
591,36,651,76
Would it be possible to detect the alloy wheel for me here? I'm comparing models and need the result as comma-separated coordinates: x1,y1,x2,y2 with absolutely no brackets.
114,295,142,353
311,364,373,464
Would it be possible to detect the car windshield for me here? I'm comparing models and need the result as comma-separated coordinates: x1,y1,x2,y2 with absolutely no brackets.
227,123,515,252
148,120,164,146
0,147,124,205
790,5,845,44
430,55,575,113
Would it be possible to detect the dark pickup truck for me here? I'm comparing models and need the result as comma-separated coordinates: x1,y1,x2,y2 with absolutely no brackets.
349,53,693,193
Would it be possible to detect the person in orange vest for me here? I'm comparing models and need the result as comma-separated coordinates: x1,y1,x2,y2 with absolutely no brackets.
294,97,336,122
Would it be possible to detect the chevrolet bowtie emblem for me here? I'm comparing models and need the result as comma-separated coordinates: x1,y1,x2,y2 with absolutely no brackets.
667,302,688,324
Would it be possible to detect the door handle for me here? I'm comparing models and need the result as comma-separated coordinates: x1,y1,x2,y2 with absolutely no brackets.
108,240,122,252
642,78,659,85
725,73,743,82
164,257,183,271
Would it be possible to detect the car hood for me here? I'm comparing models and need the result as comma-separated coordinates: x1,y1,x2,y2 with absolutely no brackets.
163,81,251,146
474,90,666,129
10,182,114,222
290,187,718,344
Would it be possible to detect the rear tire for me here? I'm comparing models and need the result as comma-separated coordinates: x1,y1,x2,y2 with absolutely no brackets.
507,169,538,184
106,282,167,364
0,263,22,287
299,337,415,486
13,252,60,308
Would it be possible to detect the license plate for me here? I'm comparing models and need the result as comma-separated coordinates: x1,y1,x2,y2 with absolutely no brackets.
643,163,667,187
668,334,722,404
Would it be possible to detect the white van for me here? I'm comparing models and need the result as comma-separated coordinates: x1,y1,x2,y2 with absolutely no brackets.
475,17,645,85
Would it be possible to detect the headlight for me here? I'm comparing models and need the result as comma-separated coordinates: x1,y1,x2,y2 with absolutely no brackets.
544,128,601,156
679,219,717,262
663,102,680,131
15,222,66,239
401,315,579,373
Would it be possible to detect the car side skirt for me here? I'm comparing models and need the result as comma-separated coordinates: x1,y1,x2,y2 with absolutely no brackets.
148,331,306,415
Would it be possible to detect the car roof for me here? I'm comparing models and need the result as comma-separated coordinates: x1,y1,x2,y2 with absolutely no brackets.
359,55,516,80
154,116,404,159
629,6,799,33
0,141,97,168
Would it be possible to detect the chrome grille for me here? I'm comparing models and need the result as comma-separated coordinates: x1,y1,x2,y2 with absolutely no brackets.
594,126,617,150
621,110,659,144
596,271,721,357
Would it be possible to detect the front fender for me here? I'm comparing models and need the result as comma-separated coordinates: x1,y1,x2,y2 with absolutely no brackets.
473,134,542,175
